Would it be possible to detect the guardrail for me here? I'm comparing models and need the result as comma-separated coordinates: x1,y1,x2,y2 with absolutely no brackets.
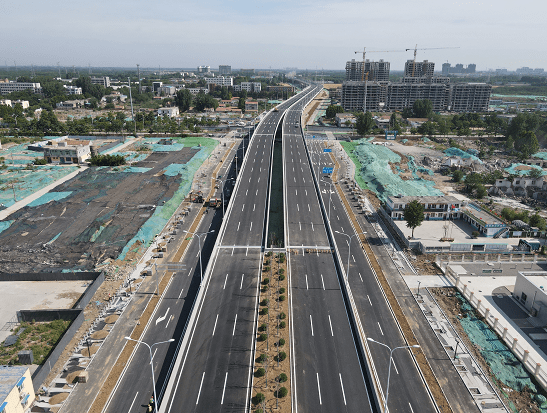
455,277,547,391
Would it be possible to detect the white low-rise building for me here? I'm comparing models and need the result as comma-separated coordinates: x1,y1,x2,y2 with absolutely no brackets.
0,82,42,95
335,113,356,127
12,100,29,109
44,143,91,164
0,99,12,107
64,85,83,95
205,77,233,87
158,107,180,117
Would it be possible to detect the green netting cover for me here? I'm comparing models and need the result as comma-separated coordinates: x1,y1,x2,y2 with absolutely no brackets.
505,163,546,176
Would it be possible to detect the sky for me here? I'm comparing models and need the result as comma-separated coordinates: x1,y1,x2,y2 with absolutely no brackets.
1,0,546,72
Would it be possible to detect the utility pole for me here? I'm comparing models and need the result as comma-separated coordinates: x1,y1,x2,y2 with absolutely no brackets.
137,64,141,93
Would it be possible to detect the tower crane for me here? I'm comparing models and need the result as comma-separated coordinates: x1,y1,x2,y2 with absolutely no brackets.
354,47,404,112
405,45,460,77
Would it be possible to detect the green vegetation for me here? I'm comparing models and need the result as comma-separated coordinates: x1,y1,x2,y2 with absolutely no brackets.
276,387,288,398
278,295,286,302
259,323,267,332
325,105,344,119
255,368,265,378
278,312,286,320
33,158,47,165
275,351,287,362
404,200,425,238
89,154,126,167
277,338,285,347
279,321,286,328
0,320,72,365
258,333,268,342
277,373,287,383
355,112,374,135
501,208,546,230
260,308,269,315
260,299,269,306
253,393,265,405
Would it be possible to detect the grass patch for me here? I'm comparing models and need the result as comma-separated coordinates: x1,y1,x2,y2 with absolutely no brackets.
340,141,369,190
0,320,72,365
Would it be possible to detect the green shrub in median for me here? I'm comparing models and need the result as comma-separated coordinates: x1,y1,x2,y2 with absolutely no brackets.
278,295,286,302
259,323,267,332
278,268,284,275
258,333,267,342
277,373,287,383
279,274,285,281
260,308,268,315
279,312,286,320
256,353,267,363
275,351,287,362
279,321,286,328
262,277,270,285
253,393,265,404
279,287,285,294
255,368,265,378
276,387,288,398
277,338,285,347
260,299,269,306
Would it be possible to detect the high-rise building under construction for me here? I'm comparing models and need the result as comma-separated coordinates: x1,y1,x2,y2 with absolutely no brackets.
345,59,390,82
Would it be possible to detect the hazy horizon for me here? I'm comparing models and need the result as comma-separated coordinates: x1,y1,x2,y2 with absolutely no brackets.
2,0,545,72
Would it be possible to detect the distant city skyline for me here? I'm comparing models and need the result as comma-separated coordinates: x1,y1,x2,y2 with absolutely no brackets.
2,0,546,71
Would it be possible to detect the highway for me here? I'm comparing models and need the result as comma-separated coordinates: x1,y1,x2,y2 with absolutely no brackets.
307,138,437,413
159,89,313,412
283,85,374,412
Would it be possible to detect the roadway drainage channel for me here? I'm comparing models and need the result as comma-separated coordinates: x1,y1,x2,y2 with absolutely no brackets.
267,125,285,248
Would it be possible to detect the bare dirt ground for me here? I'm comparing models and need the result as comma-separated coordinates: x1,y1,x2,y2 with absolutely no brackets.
431,287,543,413
0,147,198,273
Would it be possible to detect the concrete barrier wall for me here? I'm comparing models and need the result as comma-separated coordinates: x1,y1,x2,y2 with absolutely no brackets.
0,272,100,282
18,309,81,323
31,311,85,393
455,277,547,391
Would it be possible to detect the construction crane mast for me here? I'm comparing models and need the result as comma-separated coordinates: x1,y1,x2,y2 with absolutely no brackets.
405,44,460,77
354,47,404,112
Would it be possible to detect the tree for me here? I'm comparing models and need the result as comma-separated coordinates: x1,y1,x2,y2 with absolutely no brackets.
530,168,543,179
412,99,433,118
514,131,539,159
404,200,425,239
355,112,374,135
476,184,487,199
238,96,246,112
418,121,436,137
325,105,344,119
389,113,402,133
193,92,218,112
530,213,546,230
175,89,193,112
452,170,464,182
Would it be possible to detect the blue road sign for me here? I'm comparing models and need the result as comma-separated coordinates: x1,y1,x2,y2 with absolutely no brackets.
323,149,332,153
322,167,334,174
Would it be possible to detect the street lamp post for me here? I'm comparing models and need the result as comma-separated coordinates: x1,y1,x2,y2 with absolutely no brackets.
183,230,215,282
124,337,174,413
367,337,420,413
320,179,335,221
335,230,366,282
217,178,234,217
417,280,421,297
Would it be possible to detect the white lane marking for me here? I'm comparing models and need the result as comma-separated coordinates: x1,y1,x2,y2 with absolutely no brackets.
378,322,384,336
256,189,258,195
333,205,336,210
294,177,296,182
253,204,256,211
165,315,173,329
250,221,253,232
297,204,299,211
223,273,228,289
293,167,295,172
345,239,349,246
311,222,314,231
316,373,322,405
320,274,325,290
409,402,415,413
249,176,251,182
242,204,245,211
339,373,347,405
308,204,310,211
196,372,205,404
310,315,314,336
246,247,248,256
328,315,334,336
245,189,248,196
392,358,399,374
221,372,228,404
295,189,297,196
237,222,240,231
258,177,260,183
231,247,234,256
305,190,307,196
340,226,343,232
156,308,170,325
240,274,244,289
337,215,340,221
352,255,356,262
305,274,309,290
152,348,158,361
232,314,238,336
212,314,219,336
299,222,301,231
178,288,184,299
128,392,139,412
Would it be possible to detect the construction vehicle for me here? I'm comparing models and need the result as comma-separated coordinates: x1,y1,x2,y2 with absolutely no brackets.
190,191,204,203
206,198,222,208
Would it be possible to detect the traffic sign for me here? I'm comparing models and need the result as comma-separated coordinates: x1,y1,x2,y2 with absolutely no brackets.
322,167,334,174
323,149,332,153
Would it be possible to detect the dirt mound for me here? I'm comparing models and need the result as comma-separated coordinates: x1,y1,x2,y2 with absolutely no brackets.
104,314,119,324
81,343,101,357
49,392,69,405
90,330,109,340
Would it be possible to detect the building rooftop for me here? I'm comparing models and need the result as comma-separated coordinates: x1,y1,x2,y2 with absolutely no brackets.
461,203,505,226
387,195,461,205
0,366,28,401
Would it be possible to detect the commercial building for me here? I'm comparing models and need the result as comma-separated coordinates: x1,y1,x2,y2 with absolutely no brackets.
0,366,35,413
90,77,110,88
197,66,210,74
157,107,180,117
56,100,85,110
513,273,547,324
267,85,294,94
44,142,91,164
345,59,390,82
0,100,11,107
64,85,82,95
233,82,261,93
219,65,231,75
442,63,477,76
335,113,356,127
205,77,233,87
0,82,42,95
187,87,208,95
448,83,492,112
158,85,176,96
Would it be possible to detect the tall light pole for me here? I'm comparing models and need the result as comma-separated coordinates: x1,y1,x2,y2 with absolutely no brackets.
183,230,215,282
320,179,335,221
367,337,420,413
335,230,366,282
217,178,234,216
124,337,174,413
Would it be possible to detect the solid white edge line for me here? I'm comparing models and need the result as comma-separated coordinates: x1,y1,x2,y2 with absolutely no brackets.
240,274,244,289
223,273,228,289
320,273,325,290
305,274,308,290
232,314,238,336
328,314,334,336
310,314,314,336
316,373,322,405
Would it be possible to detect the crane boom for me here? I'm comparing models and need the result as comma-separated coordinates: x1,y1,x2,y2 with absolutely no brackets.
405,45,460,77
